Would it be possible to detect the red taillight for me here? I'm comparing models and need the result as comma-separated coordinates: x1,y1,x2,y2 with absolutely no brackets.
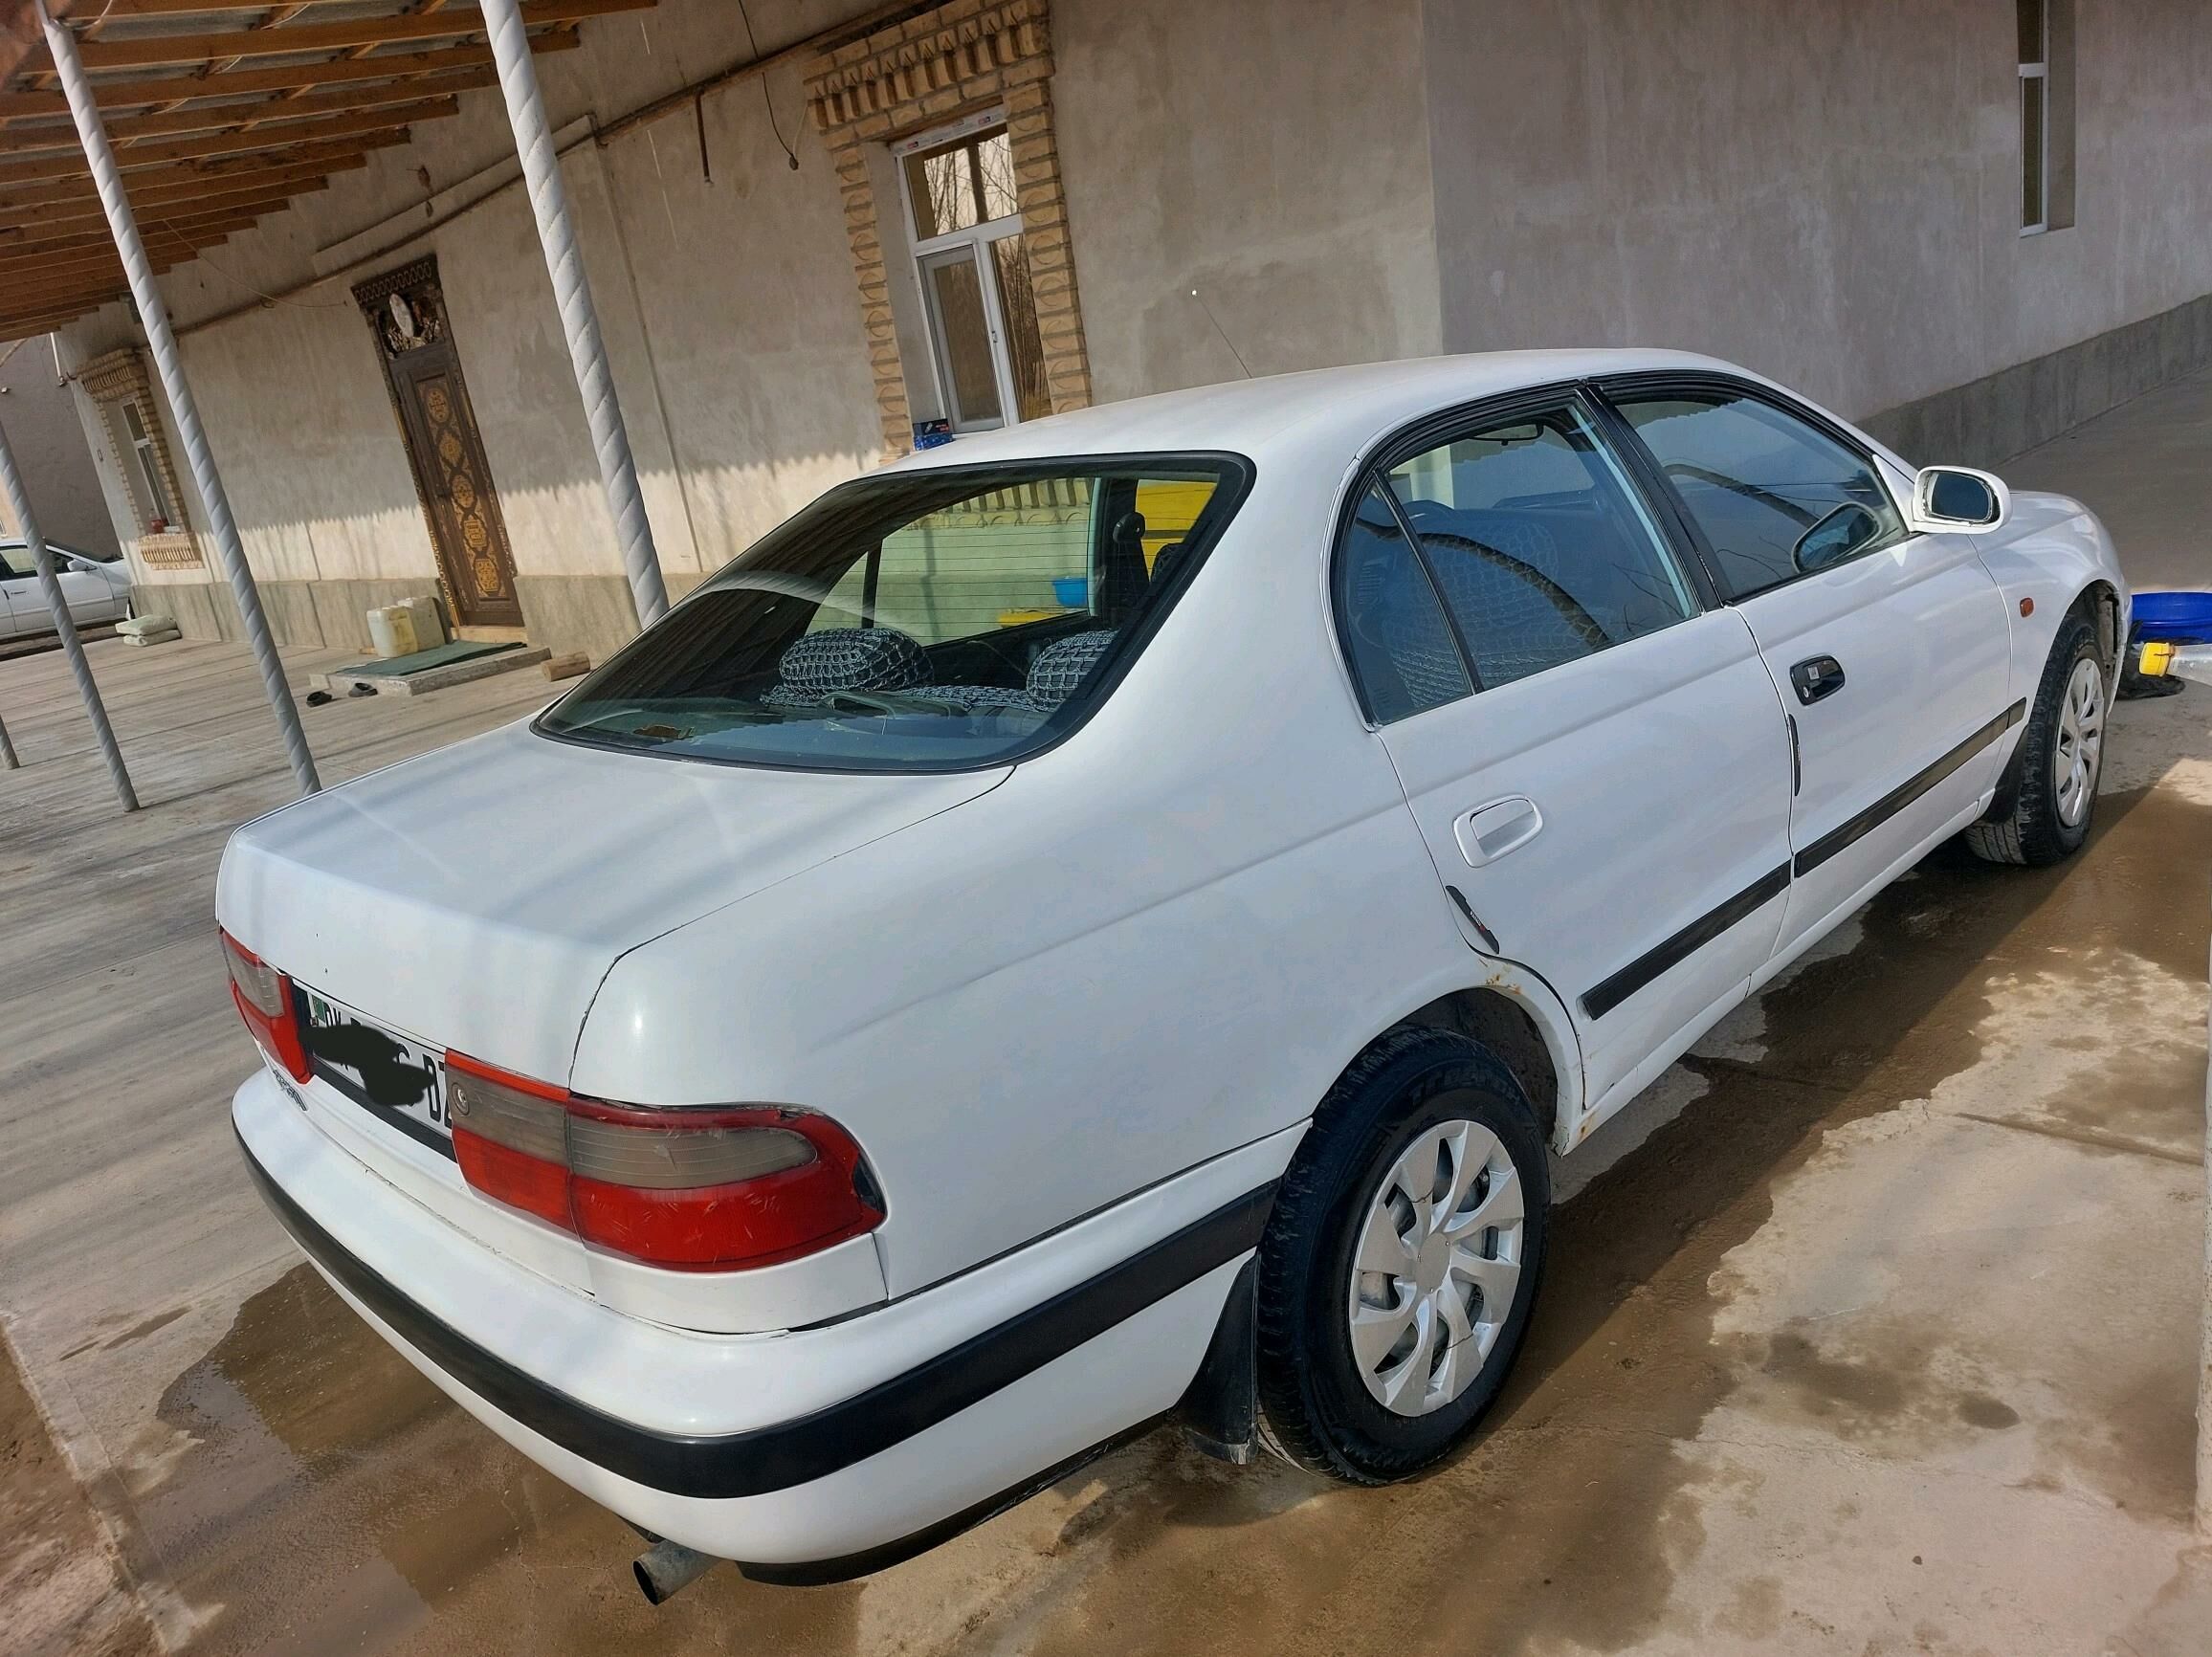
220,928,311,1083
445,1052,884,1272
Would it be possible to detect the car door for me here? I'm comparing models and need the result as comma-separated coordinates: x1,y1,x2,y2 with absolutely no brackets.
1340,389,1797,1113
0,543,106,631
49,548,116,625
0,544,35,638
1601,377,2014,967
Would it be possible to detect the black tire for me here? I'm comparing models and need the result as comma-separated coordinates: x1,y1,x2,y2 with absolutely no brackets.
1965,610,2106,867
1254,1026,1550,1484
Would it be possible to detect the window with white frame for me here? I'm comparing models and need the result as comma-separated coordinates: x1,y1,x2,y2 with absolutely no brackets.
2019,0,2049,232
896,112,1050,431
119,398,174,531
2017,0,2075,233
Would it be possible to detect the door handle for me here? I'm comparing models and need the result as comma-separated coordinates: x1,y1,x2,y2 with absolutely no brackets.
1789,655,1846,705
1454,795,1542,867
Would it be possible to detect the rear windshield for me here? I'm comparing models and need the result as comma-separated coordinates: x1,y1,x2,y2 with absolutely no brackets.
537,455,1249,772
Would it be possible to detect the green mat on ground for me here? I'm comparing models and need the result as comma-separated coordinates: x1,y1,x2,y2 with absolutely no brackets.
339,640,520,678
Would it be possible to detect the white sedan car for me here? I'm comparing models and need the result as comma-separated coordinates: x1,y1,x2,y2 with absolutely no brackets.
219,350,2123,1593
1,538,132,637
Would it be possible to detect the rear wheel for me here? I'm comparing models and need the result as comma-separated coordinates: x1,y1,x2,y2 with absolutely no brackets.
1254,1027,1549,1483
1966,611,2106,867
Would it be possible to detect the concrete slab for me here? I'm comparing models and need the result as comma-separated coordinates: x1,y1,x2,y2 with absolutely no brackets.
309,646,550,697
0,537,2204,1650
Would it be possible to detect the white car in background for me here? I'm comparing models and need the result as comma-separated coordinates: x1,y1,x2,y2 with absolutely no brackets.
218,350,2124,1595
0,537,131,637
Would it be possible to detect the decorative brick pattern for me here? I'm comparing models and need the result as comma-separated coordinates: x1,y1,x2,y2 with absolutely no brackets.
77,346,202,569
807,0,1092,456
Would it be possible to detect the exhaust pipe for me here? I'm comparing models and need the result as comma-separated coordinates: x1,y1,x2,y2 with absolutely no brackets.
633,1536,719,1604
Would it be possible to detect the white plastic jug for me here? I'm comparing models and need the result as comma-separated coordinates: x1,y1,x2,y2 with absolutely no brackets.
365,604,419,659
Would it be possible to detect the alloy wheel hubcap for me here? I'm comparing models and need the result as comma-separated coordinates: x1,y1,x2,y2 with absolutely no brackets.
2054,657,2105,828
1346,1118,1527,1417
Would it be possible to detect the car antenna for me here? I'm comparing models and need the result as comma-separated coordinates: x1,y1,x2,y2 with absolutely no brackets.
1188,288,1252,379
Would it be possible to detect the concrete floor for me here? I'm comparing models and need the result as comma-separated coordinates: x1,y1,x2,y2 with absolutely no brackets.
2004,364,2212,591
1,385,2208,1657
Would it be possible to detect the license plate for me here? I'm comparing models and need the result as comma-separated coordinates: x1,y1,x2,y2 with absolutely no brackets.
299,989,452,1154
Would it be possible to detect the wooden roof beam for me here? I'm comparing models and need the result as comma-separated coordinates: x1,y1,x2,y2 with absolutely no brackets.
12,175,328,234
0,96,451,179
47,0,650,72
0,136,386,210
0,64,495,146
3,210,241,259
0,36,574,122
87,2,395,15
0,201,265,255
0,232,217,289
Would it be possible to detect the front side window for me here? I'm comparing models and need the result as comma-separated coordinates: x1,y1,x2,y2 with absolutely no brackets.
1610,387,1904,603
540,459,1244,772
897,119,1049,431
1378,402,1696,694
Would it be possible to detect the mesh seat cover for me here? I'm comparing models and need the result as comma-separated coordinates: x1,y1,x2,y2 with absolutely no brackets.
1026,630,1117,708
930,684,1042,714
1360,551,1468,711
1405,509,1607,687
771,626,928,704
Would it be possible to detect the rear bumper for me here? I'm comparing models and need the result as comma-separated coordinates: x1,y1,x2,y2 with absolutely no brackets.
232,1070,1282,1569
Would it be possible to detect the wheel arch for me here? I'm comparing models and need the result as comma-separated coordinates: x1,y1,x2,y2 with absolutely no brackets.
2069,577,2121,674
1382,972,1583,1152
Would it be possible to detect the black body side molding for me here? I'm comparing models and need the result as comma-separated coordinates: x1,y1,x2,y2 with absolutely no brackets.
238,1131,1272,1502
1578,700,2027,1020
1793,701,2025,876
1581,862,1790,1020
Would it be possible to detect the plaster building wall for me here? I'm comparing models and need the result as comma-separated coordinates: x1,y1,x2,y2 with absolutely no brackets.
1052,0,1443,400
57,0,879,656
1424,0,2212,463
42,0,2212,663
0,336,117,558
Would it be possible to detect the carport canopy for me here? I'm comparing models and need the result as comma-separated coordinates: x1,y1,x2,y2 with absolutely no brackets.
0,0,652,342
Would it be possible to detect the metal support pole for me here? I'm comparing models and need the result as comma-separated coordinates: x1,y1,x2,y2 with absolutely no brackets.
0,713,18,770
37,2,319,795
481,0,669,631
0,411,137,810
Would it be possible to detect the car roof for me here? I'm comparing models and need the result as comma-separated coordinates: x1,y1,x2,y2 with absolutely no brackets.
882,349,1763,474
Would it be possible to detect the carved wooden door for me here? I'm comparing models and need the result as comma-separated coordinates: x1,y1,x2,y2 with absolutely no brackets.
357,260,521,629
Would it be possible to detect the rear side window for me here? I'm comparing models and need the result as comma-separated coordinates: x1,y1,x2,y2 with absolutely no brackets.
538,457,1246,773
1336,483,1472,723
1377,401,1694,695
1609,387,1905,601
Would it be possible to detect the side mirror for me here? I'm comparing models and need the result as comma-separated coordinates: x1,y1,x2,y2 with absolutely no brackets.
1907,466,2009,535
1793,502,1885,573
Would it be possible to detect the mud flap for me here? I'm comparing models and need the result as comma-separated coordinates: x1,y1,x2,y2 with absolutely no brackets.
1172,1257,1257,1464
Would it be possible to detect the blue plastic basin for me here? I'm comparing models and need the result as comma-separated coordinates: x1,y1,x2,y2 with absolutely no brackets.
1052,575,1089,608
2134,590,2212,642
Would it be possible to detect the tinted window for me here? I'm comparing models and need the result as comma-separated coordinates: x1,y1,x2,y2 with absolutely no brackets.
1612,388,1904,601
1336,483,1472,722
0,543,37,579
539,460,1241,773
1381,402,1695,691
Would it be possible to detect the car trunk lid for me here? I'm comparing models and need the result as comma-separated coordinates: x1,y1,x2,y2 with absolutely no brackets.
218,720,1006,1091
